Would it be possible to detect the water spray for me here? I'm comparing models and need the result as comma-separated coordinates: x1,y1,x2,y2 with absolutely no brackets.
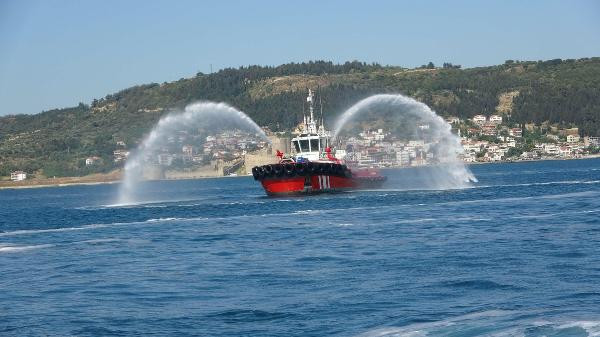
333,94,477,189
117,101,269,204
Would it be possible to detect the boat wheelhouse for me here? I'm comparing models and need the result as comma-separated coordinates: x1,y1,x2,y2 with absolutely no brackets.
291,89,330,162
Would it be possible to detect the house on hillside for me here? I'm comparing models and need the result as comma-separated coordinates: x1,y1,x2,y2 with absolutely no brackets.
585,137,600,147
489,115,503,124
182,145,194,156
472,115,487,125
85,156,101,166
481,124,498,136
113,150,130,163
567,134,580,143
509,128,523,137
10,171,27,181
446,116,460,124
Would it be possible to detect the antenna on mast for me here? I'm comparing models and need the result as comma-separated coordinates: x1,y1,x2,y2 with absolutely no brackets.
319,86,324,128
302,99,306,130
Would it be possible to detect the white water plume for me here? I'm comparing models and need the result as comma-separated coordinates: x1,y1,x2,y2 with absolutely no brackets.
117,101,268,204
333,94,476,189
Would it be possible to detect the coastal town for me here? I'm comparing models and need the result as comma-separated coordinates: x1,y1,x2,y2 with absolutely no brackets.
335,114,600,168
118,113,600,171
10,115,600,182
5,113,600,182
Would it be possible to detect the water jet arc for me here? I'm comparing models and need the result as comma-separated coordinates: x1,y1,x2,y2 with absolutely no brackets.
332,94,477,189
117,101,268,205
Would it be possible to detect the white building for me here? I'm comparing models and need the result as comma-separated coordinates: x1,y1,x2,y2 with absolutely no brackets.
113,150,130,163
463,143,482,153
587,137,600,146
567,134,580,143
489,115,503,124
182,145,194,155
543,144,560,155
408,140,425,147
157,153,173,166
508,128,523,137
446,116,460,124
85,156,101,166
559,146,572,157
10,171,27,181
396,150,411,166
472,115,487,125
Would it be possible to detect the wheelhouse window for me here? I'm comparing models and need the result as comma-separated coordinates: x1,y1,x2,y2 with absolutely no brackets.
294,141,300,152
299,139,309,152
310,139,319,152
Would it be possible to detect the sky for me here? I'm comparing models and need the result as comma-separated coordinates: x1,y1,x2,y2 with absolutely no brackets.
0,0,599,116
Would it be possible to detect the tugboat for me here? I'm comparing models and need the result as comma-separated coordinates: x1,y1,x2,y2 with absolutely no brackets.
252,89,386,196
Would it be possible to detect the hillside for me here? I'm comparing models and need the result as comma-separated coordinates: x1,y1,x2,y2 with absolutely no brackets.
1,58,599,177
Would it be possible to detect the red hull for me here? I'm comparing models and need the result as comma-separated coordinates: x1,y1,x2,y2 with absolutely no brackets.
260,174,386,196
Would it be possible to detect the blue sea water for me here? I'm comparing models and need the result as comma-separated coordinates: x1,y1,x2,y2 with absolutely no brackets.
1,159,600,337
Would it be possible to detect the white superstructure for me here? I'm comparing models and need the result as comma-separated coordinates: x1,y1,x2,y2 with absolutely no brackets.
291,89,331,161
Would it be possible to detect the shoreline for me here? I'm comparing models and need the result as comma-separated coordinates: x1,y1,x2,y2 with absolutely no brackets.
465,154,600,166
2,155,599,191
0,171,250,191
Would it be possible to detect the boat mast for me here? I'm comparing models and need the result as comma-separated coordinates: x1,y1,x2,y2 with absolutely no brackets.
305,89,318,134
319,88,325,135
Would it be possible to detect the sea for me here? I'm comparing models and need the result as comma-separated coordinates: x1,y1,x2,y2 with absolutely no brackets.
1,158,600,337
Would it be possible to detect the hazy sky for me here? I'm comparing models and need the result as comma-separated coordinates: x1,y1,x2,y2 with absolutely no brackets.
1,0,599,116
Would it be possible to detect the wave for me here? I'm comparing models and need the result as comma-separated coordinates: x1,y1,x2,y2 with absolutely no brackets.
441,279,522,291
0,217,196,237
0,237,148,254
0,224,108,237
205,309,292,323
72,238,123,245
0,243,54,253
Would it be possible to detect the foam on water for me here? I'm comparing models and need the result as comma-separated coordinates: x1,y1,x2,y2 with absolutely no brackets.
0,244,54,253
356,311,600,337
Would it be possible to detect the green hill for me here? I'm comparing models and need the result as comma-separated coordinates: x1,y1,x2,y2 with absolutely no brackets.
1,58,599,177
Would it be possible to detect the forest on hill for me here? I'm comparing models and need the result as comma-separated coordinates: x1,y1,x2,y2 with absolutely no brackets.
1,58,599,177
